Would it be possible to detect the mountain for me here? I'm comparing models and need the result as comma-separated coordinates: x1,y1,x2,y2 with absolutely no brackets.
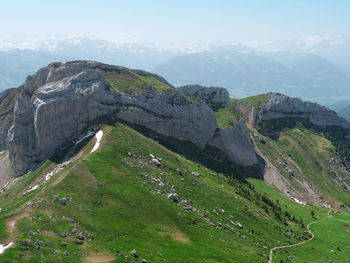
154,50,350,104
338,106,350,121
1,61,350,262
2,36,350,104
328,100,350,121
0,49,70,90
0,37,186,91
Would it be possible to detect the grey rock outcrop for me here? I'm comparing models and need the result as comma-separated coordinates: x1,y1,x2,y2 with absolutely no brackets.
208,119,258,167
115,90,217,149
8,68,117,176
178,85,230,110
258,93,350,129
0,88,21,150
234,93,350,130
7,61,259,176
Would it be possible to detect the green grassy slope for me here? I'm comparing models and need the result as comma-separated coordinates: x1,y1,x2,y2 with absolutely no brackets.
215,99,240,129
241,94,269,110
256,118,350,207
102,69,172,95
0,122,331,263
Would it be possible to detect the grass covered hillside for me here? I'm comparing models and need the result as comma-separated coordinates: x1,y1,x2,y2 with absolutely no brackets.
0,121,342,263
255,118,350,207
102,69,173,95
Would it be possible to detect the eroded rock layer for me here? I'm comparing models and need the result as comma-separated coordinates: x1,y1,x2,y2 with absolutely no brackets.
7,61,259,176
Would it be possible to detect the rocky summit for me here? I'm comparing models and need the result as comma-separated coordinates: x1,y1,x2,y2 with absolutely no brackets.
4,61,258,176
1,61,349,178
1,61,350,263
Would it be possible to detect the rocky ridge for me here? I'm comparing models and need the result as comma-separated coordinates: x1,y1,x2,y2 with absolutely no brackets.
3,61,350,178
234,93,350,130
178,84,230,110
260,93,350,129
5,61,259,176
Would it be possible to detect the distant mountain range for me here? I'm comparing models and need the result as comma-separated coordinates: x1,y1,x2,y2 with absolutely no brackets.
329,100,350,121
154,50,350,103
1,35,350,105
0,49,69,89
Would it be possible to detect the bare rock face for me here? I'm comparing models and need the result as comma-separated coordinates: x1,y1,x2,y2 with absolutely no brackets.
7,61,259,176
8,69,117,176
0,88,20,150
178,85,230,110
208,119,258,167
258,93,350,129
6,62,350,178
116,90,217,149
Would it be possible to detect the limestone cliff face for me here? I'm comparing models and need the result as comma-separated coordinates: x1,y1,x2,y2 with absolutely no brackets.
178,85,230,110
0,88,20,150
208,119,258,167
6,61,259,176
234,93,350,130
115,90,217,149
258,93,350,129
8,69,117,176
5,62,350,177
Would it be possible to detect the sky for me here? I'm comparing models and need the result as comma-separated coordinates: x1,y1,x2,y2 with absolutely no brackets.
1,0,349,45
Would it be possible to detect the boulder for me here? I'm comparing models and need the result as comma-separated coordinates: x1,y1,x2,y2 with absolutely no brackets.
168,193,179,203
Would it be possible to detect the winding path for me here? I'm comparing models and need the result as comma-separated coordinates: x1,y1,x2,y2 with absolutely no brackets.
268,209,331,263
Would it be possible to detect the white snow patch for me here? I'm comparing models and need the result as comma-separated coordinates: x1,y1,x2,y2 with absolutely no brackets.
45,160,72,182
23,184,39,195
90,130,103,153
29,185,39,192
75,131,95,145
45,171,54,181
0,242,13,254
291,197,306,205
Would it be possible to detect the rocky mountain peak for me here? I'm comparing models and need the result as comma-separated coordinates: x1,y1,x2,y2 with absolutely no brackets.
5,61,259,176
259,93,350,129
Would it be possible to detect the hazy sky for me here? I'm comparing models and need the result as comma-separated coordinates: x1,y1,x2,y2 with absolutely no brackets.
1,0,349,44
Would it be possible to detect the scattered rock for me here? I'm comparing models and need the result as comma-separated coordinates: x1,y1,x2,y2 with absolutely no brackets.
167,193,179,203
20,240,32,247
152,158,161,166
75,239,84,245
59,197,67,205
191,171,200,177
128,152,133,157
67,217,76,223
130,249,138,258
87,233,93,242
230,220,243,229
60,231,70,238
29,230,37,237
76,234,84,241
